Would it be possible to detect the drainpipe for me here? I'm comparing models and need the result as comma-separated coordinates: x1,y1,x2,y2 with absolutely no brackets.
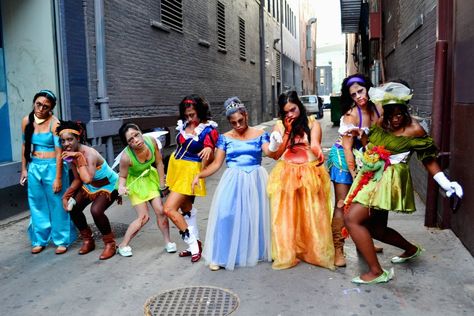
94,0,114,163
259,2,267,123
425,0,452,227
425,40,447,227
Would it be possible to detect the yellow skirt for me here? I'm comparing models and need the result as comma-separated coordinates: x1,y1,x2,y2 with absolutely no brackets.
268,160,334,270
166,153,206,196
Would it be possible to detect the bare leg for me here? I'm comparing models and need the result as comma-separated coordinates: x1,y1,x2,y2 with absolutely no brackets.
119,203,150,248
368,210,418,257
164,191,200,261
332,182,349,267
344,203,383,281
163,191,189,231
150,197,171,244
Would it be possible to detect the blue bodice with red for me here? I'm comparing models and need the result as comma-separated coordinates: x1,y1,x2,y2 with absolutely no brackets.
174,120,219,162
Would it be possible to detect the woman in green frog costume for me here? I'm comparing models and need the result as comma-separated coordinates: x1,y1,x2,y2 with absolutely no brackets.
344,82,463,284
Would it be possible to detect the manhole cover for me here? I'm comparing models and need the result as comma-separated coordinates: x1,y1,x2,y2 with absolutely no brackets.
144,286,239,316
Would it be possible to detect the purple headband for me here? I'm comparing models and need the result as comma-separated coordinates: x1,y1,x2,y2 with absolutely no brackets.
346,76,365,87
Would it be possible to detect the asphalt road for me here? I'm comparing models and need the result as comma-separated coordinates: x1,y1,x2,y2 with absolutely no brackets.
1,110,473,315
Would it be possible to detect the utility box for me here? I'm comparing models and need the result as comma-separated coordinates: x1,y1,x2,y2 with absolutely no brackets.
330,96,342,126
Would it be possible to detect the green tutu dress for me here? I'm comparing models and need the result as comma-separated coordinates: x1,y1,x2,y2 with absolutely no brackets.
345,125,437,213
126,136,161,206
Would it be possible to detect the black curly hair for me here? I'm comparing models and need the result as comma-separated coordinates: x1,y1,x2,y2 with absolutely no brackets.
118,122,142,145
178,94,212,122
56,120,88,144
340,74,377,116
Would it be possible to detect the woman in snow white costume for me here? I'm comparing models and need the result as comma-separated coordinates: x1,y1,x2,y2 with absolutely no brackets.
164,94,219,263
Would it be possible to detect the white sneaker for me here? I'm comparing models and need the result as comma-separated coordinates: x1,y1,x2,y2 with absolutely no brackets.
117,245,133,257
165,242,177,253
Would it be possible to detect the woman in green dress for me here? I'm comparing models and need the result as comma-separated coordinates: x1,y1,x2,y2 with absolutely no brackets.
117,123,175,257
344,82,463,284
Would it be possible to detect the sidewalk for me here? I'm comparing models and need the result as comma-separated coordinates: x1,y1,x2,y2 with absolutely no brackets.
1,110,473,315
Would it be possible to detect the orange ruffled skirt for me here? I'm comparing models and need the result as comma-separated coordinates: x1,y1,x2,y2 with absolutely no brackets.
267,160,334,270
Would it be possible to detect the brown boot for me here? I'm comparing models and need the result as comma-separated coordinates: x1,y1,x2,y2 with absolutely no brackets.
332,217,347,267
78,227,95,255
99,232,116,260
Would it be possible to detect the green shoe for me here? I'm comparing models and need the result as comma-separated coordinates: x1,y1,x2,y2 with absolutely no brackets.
351,268,394,284
391,245,423,264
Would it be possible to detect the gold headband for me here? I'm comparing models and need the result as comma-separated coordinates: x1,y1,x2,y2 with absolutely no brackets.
59,128,81,136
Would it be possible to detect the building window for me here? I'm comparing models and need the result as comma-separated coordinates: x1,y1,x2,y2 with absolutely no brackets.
239,17,246,60
267,0,271,13
276,0,280,22
161,0,183,33
217,1,226,50
272,0,276,18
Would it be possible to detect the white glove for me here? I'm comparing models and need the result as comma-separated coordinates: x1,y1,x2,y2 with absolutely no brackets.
433,172,463,198
269,131,283,152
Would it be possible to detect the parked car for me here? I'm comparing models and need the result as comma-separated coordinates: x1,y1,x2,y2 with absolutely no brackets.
300,95,324,119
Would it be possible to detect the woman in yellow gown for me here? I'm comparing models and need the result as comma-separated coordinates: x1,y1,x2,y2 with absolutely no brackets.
267,91,334,270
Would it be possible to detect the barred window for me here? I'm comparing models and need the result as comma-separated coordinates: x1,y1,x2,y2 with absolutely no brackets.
161,0,183,33
239,17,246,60
217,1,226,50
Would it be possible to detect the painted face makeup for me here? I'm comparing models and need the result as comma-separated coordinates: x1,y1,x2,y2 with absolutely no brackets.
349,83,368,107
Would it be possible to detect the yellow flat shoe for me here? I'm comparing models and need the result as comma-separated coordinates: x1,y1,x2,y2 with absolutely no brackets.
209,264,221,271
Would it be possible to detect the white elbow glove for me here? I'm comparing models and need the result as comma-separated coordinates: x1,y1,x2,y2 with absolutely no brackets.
269,131,283,152
433,172,463,198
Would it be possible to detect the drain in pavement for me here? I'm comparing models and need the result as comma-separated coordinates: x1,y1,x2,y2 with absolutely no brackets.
144,286,239,316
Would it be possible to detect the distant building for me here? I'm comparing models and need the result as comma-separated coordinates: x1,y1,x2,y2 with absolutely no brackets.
316,66,332,96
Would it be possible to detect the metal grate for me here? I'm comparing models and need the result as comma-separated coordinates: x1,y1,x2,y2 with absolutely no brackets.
217,2,226,50
144,286,239,316
161,0,183,33
238,17,246,59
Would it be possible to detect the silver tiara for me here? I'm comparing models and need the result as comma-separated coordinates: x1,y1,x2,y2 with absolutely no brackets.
225,101,245,111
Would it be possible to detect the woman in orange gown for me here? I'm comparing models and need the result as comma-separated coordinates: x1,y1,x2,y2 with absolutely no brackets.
267,91,334,270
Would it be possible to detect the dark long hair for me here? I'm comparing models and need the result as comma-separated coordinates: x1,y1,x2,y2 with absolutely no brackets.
278,91,311,146
23,90,57,162
178,94,212,122
56,120,88,144
118,122,142,145
381,104,412,131
340,74,376,115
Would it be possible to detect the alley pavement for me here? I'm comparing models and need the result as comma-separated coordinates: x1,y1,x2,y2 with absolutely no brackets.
1,110,473,315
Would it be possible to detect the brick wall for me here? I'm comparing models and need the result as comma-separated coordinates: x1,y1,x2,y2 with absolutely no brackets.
83,0,262,132
382,0,437,201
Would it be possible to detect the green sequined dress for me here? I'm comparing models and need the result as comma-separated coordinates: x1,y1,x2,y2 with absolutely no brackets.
346,125,437,213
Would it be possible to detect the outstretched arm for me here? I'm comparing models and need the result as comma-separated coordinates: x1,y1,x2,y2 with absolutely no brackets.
118,151,130,196
191,148,226,193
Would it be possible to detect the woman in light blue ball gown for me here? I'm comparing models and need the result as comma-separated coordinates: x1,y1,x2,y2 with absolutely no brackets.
191,97,271,271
